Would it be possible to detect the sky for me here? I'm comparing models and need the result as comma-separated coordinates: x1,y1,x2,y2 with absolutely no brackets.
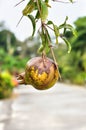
0,0,86,41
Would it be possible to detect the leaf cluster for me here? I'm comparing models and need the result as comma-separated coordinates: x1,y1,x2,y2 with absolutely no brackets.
17,0,76,54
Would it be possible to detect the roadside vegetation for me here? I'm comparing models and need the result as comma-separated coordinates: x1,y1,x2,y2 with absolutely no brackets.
0,16,86,98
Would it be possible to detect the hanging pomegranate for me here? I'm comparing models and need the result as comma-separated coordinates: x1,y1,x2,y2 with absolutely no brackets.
17,56,60,90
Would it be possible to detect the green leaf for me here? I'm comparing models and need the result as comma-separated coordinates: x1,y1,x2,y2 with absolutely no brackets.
59,24,77,37
45,0,49,3
62,37,71,53
47,20,53,25
63,16,68,34
38,28,50,53
53,25,59,44
35,10,40,20
66,24,77,36
39,28,46,46
45,38,50,53
38,38,50,54
27,15,36,37
38,32,46,53
45,28,51,42
22,0,35,16
38,44,45,53
41,0,48,21
59,16,68,29
44,29,51,53
47,20,59,44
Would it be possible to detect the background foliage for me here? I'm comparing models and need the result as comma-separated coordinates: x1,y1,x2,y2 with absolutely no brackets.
55,16,86,85
0,16,86,86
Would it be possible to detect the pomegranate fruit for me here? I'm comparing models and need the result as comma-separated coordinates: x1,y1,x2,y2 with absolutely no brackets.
17,56,60,90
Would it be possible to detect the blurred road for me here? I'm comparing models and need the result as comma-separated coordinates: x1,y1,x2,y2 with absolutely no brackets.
0,83,86,130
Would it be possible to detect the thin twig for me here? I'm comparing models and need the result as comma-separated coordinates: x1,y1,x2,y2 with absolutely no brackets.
52,0,75,3
14,0,25,7
44,23,54,31
36,0,42,18
16,15,24,27
43,24,61,79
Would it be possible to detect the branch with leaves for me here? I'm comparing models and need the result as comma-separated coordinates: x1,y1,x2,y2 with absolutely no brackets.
16,0,76,53
16,0,76,79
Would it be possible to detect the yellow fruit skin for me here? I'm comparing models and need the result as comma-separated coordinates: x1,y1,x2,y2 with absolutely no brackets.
25,57,59,90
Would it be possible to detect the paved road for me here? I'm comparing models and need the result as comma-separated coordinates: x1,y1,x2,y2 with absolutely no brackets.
0,83,86,130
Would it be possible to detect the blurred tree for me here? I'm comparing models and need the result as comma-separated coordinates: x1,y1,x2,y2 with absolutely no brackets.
59,16,86,85
0,21,5,31
0,29,17,54
65,17,86,53
72,16,86,52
